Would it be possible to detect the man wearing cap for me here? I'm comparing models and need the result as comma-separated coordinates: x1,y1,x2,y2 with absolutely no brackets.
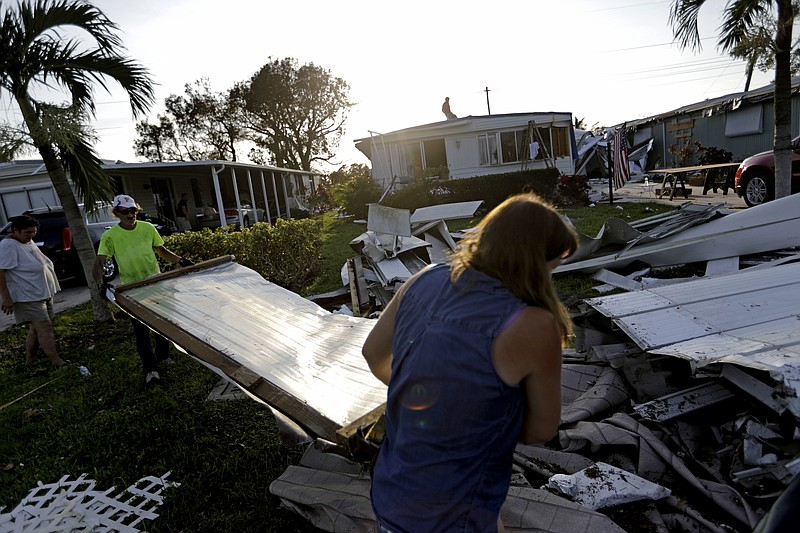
93,194,192,385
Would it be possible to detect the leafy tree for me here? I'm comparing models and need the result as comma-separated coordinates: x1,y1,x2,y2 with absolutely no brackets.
0,121,29,162
240,57,353,171
0,0,154,322
729,3,800,90
731,0,800,91
133,114,179,161
670,0,795,200
330,164,381,219
134,78,250,162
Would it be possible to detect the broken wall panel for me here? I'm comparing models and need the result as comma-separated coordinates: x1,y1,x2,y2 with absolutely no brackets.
556,192,800,274
409,200,484,225
583,262,800,417
114,258,386,441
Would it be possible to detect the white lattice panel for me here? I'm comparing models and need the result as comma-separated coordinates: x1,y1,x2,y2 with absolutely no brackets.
0,472,178,532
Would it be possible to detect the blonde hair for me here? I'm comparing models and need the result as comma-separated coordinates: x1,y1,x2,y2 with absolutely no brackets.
449,193,577,343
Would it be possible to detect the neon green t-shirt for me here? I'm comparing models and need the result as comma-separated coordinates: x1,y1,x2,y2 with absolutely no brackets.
98,221,165,285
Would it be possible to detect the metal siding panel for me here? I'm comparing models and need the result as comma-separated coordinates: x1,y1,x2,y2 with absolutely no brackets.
118,260,385,432
584,262,800,415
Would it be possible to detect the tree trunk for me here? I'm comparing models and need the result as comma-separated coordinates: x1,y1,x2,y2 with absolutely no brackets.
773,0,794,200
15,96,113,323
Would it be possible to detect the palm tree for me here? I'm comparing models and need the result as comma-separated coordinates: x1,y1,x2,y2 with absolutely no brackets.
670,0,794,200
0,0,154,322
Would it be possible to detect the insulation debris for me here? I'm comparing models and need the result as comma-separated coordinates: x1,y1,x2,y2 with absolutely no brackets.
547,462,671,510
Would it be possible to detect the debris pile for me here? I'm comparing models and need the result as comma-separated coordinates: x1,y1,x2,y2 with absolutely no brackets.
109,196,800,532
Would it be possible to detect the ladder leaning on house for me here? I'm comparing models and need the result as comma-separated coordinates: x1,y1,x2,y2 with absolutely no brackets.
520,120,556,170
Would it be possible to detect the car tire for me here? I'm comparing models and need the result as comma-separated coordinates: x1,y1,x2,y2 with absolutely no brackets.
102,257,118,282
743,172,774,207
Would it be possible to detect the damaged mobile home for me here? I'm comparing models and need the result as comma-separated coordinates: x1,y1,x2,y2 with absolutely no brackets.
109,195,800,532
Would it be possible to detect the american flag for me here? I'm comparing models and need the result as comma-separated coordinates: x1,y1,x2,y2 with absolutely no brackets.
613,123,630,189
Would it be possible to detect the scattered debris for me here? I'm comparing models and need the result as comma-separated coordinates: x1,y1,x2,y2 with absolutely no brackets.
108,192,800,532
547,462,671,510
0,377,59,412
557,193,800,274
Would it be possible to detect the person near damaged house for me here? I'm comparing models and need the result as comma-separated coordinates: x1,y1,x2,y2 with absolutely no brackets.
175,192,192,232
362,192,577,533
0,215,67,368
93,194,193,385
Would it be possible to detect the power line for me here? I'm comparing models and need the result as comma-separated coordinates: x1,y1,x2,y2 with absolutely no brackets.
581,0,667,14
601,36,715,53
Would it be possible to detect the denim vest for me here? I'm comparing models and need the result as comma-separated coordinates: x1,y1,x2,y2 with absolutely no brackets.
371,264,528,533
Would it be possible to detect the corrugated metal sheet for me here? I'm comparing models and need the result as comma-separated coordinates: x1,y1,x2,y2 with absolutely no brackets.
556,192,800,274
584,262,800,416
115,259,386,439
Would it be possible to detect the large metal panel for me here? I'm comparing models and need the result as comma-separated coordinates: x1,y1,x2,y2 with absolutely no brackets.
114,257,386,441
584,262,800,416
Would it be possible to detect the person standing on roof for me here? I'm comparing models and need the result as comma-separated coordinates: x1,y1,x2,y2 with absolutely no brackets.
442,96,457,120
362,192,577,533
175,192,192,232
93,194,193,385
0,215,67,368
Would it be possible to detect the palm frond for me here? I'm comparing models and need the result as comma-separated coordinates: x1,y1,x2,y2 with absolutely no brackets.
18,0,123,52
719,0,771,51
59,132,114,211
669,0,707,51
1,0,154,117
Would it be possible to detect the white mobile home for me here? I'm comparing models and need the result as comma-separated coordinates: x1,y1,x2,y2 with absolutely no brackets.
0,160,322,227
354,112,576,190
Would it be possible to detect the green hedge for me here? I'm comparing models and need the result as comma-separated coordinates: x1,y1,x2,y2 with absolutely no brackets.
160,218,323,293
381,168,560,212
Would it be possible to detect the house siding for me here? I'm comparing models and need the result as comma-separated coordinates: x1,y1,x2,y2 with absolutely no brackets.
358,112,576,187
629,78,800,169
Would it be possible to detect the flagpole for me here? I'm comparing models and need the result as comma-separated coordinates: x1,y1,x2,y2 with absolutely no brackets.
607,135,614,204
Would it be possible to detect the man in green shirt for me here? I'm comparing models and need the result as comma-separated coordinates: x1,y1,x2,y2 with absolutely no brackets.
93,195,191,385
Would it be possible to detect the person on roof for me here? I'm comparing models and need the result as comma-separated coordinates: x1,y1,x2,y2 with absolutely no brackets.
442,96,457,120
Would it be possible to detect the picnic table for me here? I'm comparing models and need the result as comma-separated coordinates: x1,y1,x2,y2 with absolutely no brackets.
649,162,741,200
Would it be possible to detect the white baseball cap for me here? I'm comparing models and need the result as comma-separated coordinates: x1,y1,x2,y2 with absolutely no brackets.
112,195,137,209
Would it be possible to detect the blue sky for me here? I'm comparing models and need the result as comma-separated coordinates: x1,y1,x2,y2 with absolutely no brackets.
0,0,783,170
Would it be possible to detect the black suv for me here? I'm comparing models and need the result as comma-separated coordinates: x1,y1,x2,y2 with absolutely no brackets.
1,206,117,284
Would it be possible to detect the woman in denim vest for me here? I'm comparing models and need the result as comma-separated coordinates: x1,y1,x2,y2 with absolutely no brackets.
363,193,577,533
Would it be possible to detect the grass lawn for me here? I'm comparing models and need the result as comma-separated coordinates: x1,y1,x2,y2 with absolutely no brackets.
0,201,674,530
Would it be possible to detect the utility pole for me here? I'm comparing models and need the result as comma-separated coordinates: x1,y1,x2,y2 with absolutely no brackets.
485,87,491,115
607,135,614,204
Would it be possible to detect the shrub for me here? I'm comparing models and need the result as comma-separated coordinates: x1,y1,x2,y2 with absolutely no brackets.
332,172,382,219
557,174,591,206
697,144,733,165
161,218,323,293
247,218,323,292
383,168,560,212
305,182,337,215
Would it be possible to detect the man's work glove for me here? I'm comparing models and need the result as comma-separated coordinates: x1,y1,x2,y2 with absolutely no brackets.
178,257,194,268
99,282,115,302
